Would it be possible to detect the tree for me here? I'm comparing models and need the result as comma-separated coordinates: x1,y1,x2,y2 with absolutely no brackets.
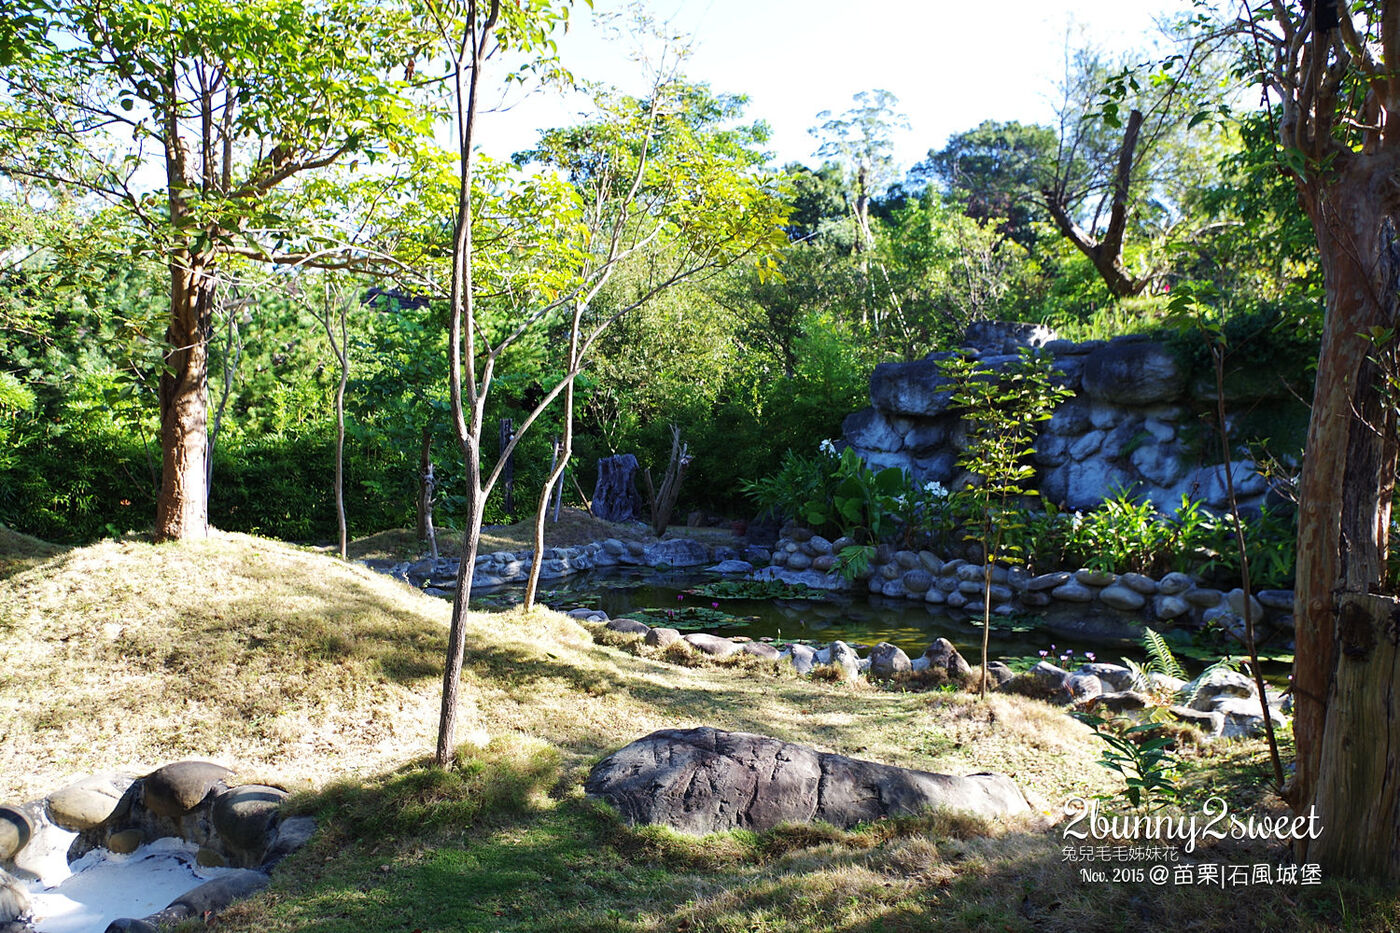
426,0,786,766
0,0,431,540
810,89,909,256
1233,0,1400,879
912,120,1058,252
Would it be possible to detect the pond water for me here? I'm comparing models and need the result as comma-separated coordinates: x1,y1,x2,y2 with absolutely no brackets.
477,567,1135,668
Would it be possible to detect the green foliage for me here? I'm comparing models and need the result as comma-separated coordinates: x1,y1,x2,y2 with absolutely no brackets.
1142,628,1188,683
801,447,906,544
682,579,826,601
1075,714,1181,811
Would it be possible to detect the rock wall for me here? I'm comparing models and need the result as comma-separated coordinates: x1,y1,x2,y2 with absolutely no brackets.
760,528,1297,649
844,322,1302,513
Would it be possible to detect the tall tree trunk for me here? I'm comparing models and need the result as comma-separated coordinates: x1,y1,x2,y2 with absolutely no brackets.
1290,158,1400,876
155,251,215,542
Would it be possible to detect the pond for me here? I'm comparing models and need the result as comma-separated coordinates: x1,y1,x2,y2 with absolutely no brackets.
475,566,1146,669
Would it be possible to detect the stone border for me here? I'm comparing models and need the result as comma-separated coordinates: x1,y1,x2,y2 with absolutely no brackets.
0,761,314,932
362,536,769,595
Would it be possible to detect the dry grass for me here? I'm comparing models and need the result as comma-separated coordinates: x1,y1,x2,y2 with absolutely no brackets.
0,523,66,580
344,508,739,560
0,531,1106,813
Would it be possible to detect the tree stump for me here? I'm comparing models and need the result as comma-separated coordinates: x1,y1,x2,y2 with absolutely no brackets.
593,454,643,523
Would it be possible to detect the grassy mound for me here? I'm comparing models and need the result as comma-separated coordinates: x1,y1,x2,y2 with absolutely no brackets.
0,522,66,580
2,532,1381,931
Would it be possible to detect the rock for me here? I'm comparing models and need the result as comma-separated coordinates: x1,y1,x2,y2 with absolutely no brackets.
1078,663,1135,692
1074,569,1117,587
211,785,287,863
918,551,943,573
137,870,272,927
1027,571,1071,591
706,559,754,574
1088,691,1151,715
1020,591,1052,607
1226,588,1265,622
901,569,933,594
602,538,627,557
107,828,144,854
868,643,912,679
0,870,29,926
261,815,317,870
924,588,946,605
1082,337,1184,405
1153,594,1190,621
1098,585,1146,611
869,356,955,417
1184,587,1224,608
585,727,1031,834
825,641,862,681
1214,697,1288,739
683,633,739,657
984,661,1016,687
0,807,30,862
568,607,609,623
646,627,682,649
1183,669,1257,711
844,407,905,452
787,644,817,675
606,617,651,636
643,538,710,568
46,773,133,832
955,563,985,582
593,454,644,523
1050,581,1095,603
1169,706,1225,737
787,551,813,571
1118,572,1159,595
1157,572,1194,595
946,591,969,609
1064,671,1104,702
1257,589,1294,611
741,642,781,660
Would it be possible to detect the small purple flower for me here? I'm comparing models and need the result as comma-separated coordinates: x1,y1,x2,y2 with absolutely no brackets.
712,602,719,609
677,594,684,602
1086,651,1096,662
1038,650,1048,658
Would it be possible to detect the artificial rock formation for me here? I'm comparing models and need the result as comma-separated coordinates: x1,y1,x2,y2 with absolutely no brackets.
844,322,1303,513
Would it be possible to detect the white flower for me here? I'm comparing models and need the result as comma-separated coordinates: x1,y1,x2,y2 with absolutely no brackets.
894,494,907,507
922,481,948,499
818,439,837,456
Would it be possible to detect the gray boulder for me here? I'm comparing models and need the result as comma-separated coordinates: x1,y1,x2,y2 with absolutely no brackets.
868,642,912,679
585,727,1031,834
46,772,133,832
0,870,28,926
825,641,862,681
645,627,682,649
922,638,973,680
683,633,739,657
787,644,817,675
1081,337,1183,405
643,538,711,568
605,617,651,636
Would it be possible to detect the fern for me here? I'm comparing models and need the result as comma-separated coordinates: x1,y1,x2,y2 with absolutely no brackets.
1143,628,1187,682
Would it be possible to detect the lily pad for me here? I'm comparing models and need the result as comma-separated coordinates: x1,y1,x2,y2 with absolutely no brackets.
628,606,754,632
684,579,828,601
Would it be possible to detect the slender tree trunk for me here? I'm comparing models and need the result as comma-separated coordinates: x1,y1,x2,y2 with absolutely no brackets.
438,0,500,769
524,375,576,609
1290,160,1400,876
333,302,348,560
417,426,433,541
155,250,215,542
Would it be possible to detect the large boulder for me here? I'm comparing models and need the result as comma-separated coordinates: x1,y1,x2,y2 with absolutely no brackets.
843,407,904,453
585,727,1031,834
642,538,711,568
869,356,954,417
1081,337,1184,406
868,642,912,679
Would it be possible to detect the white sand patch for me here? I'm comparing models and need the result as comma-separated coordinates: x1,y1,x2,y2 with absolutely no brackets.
24,836,238,933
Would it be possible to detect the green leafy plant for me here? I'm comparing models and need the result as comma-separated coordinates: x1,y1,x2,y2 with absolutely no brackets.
1074,713,1181,811
800,447,906,544
940,348,1073,695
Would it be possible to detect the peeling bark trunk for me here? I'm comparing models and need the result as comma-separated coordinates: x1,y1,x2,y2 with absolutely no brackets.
155,251,215,541
1291,155,1400,876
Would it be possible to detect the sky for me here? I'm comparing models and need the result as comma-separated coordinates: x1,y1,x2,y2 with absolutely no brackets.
478,0,1196,173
